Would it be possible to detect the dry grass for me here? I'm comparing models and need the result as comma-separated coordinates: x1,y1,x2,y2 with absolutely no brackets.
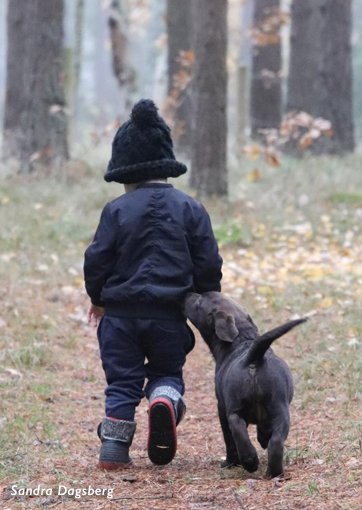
0,154,361,509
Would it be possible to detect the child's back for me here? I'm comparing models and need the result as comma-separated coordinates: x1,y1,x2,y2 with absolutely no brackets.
85,183,222,315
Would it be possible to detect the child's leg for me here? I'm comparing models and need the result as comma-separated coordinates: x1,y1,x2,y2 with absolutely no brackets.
142,319,195,398
98,316,146,420
140,318,195,465
97,316,145,469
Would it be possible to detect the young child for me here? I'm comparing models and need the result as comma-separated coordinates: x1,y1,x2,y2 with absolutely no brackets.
84,99,222,470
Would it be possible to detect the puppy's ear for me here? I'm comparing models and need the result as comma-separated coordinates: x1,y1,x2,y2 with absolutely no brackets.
214,311,238,343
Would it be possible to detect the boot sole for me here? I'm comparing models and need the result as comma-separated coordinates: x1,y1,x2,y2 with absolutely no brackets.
148,398,177,465
98,460,131,471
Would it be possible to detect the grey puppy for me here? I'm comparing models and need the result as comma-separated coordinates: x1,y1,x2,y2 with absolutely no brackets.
185,291,307,478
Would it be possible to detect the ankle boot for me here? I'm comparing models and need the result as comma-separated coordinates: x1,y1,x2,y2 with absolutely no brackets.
147,386,186,465
98,417,136,470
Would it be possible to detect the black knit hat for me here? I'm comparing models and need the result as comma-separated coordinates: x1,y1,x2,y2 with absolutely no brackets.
104,99,187,184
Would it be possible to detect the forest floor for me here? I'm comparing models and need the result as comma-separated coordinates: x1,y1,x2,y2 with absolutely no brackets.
0,153,361,509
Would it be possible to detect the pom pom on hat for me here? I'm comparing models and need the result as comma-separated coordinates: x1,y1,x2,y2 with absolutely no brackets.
104,98,187,184
131,99,160,129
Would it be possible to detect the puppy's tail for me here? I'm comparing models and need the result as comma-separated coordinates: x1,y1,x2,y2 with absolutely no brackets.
244,318,308,366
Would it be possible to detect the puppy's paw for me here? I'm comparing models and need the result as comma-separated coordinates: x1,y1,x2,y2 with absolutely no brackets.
241,454,259,473
266,467,284,479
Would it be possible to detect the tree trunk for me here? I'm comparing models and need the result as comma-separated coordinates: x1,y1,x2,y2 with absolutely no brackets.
250,0,282,138
92,1,122,123
237,0,253,146
287,0,354,154
64,0,84,136
72,0,84,117
108,0,135,115
166,0,192,155
190,0,228,197
0,1,6,129
3,0,69,172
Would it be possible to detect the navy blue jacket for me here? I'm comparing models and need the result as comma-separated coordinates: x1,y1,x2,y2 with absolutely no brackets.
84,183,222,316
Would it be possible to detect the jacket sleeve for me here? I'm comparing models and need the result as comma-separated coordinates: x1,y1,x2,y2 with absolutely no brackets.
189,204,223,293
83,204,116,306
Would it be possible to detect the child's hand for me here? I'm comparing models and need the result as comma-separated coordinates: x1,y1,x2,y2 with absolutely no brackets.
88,304,104,327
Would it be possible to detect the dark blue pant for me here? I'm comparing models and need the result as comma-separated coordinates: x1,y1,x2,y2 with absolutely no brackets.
97,315,195,420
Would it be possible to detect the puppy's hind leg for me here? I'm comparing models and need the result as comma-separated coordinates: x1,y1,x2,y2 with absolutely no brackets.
266,409,290,478
267,433,284,478
228,413,259,473
218,404,238,468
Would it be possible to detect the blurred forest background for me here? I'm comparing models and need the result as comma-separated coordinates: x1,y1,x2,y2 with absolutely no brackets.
0,0,361,197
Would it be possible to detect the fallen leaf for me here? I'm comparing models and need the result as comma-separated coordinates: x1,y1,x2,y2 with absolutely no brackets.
302,266,325,281
265,150,281,167
319,297,333,309
347,337,359,347
243,144,262,160
247,169,262,183
4,368,23,379
299,134,313,150
37,263,49,272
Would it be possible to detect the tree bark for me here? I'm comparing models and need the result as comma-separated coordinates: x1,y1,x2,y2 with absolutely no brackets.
237,0,253,145
287,0,354,154
166,0,192,155
190,0,228,197
108,0,135,114
250,0,282,137
72,0,84,115
92,1,121,122
64,0,84,135
3,0,69,172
